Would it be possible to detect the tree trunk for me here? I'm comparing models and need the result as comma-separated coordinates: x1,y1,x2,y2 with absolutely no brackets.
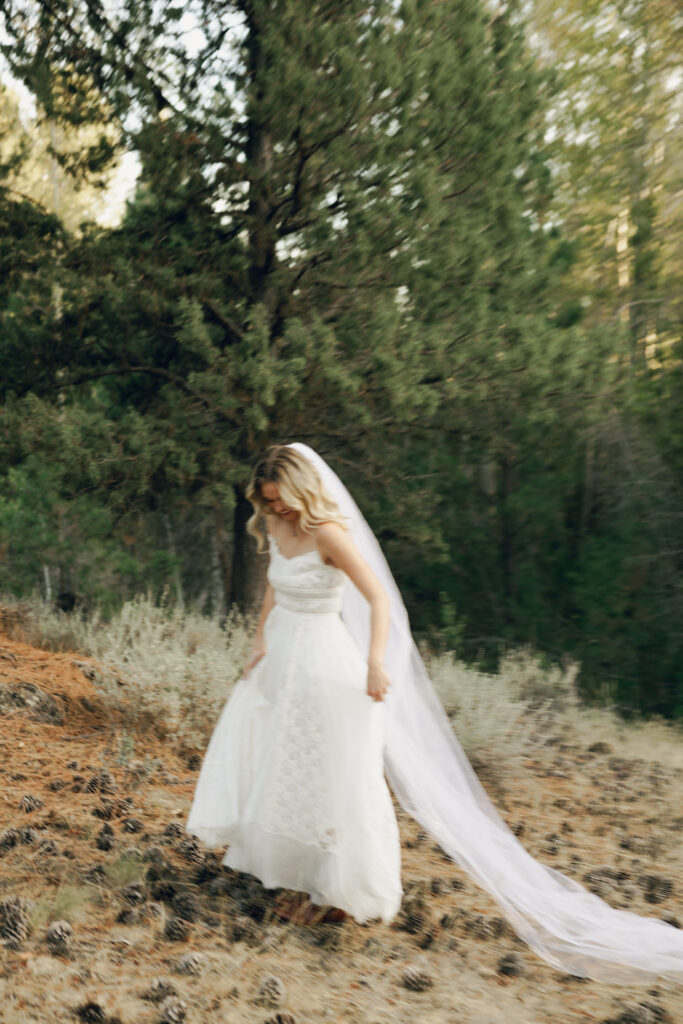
229,485,267,613
164,513,185,610
212,503,233,615
210,528,225,615
245,7,278,322
42,564,52,602
499,456,516,619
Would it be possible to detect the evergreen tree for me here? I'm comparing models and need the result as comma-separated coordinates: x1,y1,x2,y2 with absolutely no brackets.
1,0,550,607
6,1,678,717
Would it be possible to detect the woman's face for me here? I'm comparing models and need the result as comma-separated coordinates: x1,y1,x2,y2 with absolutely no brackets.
261,481,297,521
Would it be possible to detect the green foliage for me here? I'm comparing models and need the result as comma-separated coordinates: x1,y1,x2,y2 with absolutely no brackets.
0,0,681,718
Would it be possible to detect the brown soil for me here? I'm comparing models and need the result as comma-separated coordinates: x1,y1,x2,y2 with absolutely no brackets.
0,629,682,1024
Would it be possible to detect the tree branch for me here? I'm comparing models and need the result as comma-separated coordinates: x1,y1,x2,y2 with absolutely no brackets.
46,364,241,424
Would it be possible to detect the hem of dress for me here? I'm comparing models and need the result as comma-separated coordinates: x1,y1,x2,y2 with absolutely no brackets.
188,819,402,925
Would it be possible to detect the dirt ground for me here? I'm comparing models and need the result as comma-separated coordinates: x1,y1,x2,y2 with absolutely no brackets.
0,628,682,1024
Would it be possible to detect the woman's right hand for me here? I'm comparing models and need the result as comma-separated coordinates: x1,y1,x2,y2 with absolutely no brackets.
242,643,266,679
367,661,391,702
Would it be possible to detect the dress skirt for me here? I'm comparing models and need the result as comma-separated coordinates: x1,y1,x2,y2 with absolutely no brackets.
185,598,403,924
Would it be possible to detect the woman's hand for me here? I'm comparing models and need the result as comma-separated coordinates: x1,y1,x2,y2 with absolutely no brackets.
367,661,391,702
241,584,275,680
242,643,266,679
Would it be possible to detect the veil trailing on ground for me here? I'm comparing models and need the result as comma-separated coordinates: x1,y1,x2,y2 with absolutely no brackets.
288,442,683,984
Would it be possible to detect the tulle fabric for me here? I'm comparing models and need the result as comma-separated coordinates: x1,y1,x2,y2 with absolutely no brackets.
288,442,683,984
186,541,402,924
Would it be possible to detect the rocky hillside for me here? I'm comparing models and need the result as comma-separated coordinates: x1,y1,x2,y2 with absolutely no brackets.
0,626,682,1024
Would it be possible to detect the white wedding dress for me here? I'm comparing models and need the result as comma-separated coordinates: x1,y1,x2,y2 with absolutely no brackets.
186,442,683,983
185,532,403,923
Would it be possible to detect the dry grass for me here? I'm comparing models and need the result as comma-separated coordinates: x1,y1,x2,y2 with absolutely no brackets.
425,647,579,767
6,596,683,776
1,601,682,1023
7,595,255,752
427,646,683,779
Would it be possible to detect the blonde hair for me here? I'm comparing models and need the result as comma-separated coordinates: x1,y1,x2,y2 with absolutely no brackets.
246,444,349,553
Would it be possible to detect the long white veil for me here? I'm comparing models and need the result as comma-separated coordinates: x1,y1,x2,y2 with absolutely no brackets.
288,441,683,984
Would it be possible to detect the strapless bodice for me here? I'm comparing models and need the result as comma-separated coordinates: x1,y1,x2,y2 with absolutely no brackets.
267,535,345,613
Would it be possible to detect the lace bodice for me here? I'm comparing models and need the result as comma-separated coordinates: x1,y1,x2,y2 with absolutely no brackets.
267,534,345,613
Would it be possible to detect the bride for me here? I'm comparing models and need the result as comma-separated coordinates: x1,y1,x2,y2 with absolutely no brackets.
187,442,402,926
186,441,683,982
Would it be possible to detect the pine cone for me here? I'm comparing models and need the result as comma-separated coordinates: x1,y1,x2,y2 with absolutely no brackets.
497,952,524,977
116,906,139,925
0,894,33,948
19,794,43,813
100,770,117,793
229,914,261,946
122,817,143,833
85,771,116,794
466,913,504,940
46,919,72,955
158,995,187,1023
0,828,19,854
256,975,286,1008
177,837,202,864
164,916,191,942
121,881,146,905
95,830,114,851
175,951,203,975
143,845,167,864
396,896,426,934
639,874,674,905
171,891,198,923
84,864,106,883
140,977,178,1003
92,800,115,821
152,880,178,903
401,963,433,992
74,1000,106,1022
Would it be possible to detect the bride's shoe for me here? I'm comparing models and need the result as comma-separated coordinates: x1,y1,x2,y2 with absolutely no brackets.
273,894,318,924
272,893,300,922
321,906,347,924
273,894,346,926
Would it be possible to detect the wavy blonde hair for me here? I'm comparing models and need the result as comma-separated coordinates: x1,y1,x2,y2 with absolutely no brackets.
246,444,349,553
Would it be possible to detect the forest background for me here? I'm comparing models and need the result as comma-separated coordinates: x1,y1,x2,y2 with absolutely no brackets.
0,0,681,719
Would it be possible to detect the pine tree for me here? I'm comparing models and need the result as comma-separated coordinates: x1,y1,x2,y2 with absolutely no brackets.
1,0,553,606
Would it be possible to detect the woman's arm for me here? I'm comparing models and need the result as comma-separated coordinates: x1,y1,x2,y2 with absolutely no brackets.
242,582,275,679
316,522,391,702
242,517,275,678
242,583,274,678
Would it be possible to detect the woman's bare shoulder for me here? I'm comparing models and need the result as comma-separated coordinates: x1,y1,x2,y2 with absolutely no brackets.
313,521,351,567
315,520,351,547
315,519,347,534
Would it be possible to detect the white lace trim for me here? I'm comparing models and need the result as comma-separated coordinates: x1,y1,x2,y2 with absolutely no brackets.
275,593,342,613
268,535,345,614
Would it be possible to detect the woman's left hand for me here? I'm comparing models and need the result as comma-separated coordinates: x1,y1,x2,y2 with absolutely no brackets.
242,642,266,680
367,662,391,702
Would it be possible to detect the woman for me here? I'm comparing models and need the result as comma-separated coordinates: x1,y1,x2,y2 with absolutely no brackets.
187,442,683,981
185,443,403,926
